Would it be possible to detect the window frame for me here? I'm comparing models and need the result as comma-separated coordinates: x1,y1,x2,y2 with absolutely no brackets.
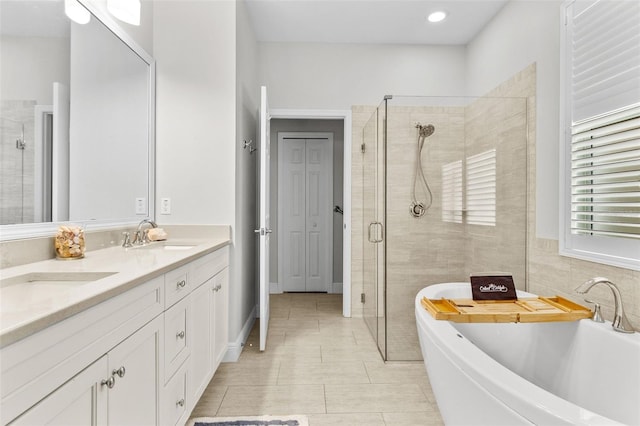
559,0,640,271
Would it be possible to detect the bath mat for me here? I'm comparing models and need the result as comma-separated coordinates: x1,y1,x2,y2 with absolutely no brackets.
188,415,309,426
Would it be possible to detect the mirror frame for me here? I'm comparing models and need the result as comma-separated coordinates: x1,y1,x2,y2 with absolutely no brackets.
0,0,155,241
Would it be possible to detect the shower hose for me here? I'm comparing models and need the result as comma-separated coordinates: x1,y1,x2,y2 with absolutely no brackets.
410,124,434,218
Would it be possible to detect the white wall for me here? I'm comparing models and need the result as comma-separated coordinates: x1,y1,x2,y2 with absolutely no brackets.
154,1,236,226
0,36,69,105
154,0,259,350
259,43,467,109
466,0,562,239
234,0,259,341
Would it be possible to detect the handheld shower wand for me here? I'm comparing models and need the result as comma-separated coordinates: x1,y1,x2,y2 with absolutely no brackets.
410,123,435,217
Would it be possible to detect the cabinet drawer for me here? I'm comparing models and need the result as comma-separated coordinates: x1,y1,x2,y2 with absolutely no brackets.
165,263,190,308
190,247,229,288
164,297,190,382
162,362,188,426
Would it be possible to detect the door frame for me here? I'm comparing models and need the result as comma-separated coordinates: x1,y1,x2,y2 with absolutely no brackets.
278,132,333,294
270,109,352,317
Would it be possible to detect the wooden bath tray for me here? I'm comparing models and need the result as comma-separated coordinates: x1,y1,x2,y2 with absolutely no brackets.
421,296,593,323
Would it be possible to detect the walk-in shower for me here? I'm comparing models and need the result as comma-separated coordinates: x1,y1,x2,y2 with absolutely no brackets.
357,94,529,361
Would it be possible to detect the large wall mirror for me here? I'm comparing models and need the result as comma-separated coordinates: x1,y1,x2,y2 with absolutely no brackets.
0,0,154,240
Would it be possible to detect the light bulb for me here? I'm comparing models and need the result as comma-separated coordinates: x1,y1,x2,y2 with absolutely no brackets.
427,11,447,23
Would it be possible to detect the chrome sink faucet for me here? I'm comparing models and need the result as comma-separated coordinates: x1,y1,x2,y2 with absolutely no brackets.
575,277,635,333
133,219,158,245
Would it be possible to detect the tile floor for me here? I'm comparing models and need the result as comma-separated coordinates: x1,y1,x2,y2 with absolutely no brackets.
190,293,444,425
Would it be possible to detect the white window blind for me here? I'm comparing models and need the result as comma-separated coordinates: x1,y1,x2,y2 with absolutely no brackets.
442,160,463,224
562,0,640,269
466,150,496,226
571,106,640,239
570,0,640,122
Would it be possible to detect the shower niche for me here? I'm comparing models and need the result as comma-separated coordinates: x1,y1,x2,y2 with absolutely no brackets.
359,95,528,361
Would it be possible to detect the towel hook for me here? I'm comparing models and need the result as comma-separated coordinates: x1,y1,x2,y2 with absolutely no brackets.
243,140,257,154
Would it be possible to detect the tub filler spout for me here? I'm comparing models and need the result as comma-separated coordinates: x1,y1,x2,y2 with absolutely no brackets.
575,277,635,334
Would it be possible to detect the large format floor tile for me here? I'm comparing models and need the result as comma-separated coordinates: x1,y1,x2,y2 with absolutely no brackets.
190,293,444,425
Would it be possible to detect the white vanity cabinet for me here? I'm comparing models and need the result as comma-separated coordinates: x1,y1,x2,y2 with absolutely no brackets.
9,357,109,425
10,315,162,426
1,244,230,426
160,248,229,424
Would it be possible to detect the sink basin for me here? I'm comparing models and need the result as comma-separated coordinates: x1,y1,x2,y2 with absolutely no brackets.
129,242,195,251
0,272,117,288
0,272,117,314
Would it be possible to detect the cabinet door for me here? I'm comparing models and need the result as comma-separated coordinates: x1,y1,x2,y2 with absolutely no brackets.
10,357,108,426
107,316,161,426
190,277,213,405
164,296,191,381
212,268,229,369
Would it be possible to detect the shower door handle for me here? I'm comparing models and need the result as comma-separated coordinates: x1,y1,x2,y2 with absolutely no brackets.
374,222,384,243
368,222,384,243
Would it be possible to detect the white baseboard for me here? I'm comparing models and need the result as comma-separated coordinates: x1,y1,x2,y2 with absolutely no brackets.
222,305,256,363
330,282,343,294
269,282,282,294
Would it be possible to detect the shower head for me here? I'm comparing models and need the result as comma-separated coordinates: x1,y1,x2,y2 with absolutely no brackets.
416,123,435,138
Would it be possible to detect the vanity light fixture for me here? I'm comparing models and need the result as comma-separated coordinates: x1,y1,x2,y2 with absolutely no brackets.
427,11,447,23
107,0,141,26
64,0,91,25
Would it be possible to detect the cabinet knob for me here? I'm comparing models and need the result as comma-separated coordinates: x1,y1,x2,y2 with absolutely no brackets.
101,376,116,389
112,366,126,378
176,280,186,289
176,330,185,339
176,398,185,407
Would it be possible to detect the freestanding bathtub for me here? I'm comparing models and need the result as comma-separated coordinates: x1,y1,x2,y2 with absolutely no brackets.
415,283,640,425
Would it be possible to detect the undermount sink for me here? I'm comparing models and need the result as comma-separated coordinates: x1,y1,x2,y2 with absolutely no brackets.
0,272,117,289
0,272,118,314
129,242,195,251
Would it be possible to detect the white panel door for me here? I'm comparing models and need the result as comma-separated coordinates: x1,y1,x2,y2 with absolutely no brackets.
281,139,307,292
279,135,333,293
305,139,332,291
258,86,271,352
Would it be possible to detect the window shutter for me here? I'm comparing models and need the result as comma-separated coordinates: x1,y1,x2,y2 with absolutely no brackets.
571,105,640,239
570,0,640,123
466,149,496,226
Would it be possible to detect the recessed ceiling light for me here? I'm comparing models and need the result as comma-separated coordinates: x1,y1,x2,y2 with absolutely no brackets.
427,11,447,23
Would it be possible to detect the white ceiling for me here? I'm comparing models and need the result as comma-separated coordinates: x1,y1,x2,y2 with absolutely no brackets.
244,0,509,45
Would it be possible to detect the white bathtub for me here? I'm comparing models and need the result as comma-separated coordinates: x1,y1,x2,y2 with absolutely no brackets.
415,283,640,425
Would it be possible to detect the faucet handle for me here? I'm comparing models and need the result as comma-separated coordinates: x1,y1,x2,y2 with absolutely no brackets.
584,299,604,323
122,232,132,248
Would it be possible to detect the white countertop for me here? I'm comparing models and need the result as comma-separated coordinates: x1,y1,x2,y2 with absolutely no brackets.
0,233,230,348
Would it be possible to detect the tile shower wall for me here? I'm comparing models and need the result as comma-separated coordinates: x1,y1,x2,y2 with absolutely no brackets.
463,97,528,287
384,105,467,360
0,100,36,225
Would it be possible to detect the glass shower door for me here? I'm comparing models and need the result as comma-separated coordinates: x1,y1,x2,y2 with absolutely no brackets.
362,103,387,360
362,108,378,345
